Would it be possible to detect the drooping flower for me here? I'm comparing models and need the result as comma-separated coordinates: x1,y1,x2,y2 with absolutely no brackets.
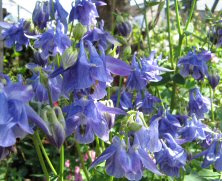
111,90,134,111
155,133,187,177
207,67,220,90
89,136,162,180
49,0,68,32
178,114,212,142
32,1,50,29
188,88,210,119
83,20,120,50
150,108,182,138
0,74,50,147
126,54,147,91
193,134,222,171
34,21,71,59
26,63,62,104
116,21,132,37
135,90,161,114
64,98,125,144
69,0,106,27
141,51,171,83
178,48,212,80
0,19,30,51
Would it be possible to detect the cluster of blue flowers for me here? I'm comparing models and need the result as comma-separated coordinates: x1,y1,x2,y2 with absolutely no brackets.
0,0,221,180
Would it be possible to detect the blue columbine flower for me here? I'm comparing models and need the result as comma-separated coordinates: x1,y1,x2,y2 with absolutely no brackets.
178,48,212,80
155,133,187,177
111,90,134,110
1,19,30,51
188,88,210,119
178,114,212,142
193,134,222,171
34,21,71,59
32,1,50,29
83,20,120,50
135,90,161,114
69,0,106,27
0,74,50,147
150,108,182,138
89,136,162,180
126,54,147,91
49,0,68,32
64,98,125,144
26,63,62,103
141,51,171,83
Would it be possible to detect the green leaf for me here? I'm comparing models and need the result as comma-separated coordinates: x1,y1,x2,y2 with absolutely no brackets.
173,73,185,84
150,72,171,86
198,169,220,179
146,1,162,7
184,173,206,181
184,23,194,36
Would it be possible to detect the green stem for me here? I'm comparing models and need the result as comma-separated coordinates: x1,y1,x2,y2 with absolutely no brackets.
59,145,64,181
184,0,197,31
75,141,90,181
210,87,215,122
36,132,58,176
46,85,53,107
32,132,49,180
116,77,123,107
95,137,101,155
174,0,182,36
109,176,114,181
166,0,174,69
144,0,151,53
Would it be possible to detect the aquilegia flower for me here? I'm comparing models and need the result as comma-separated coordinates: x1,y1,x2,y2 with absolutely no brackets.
0,74,50,147
178,114,212,142
193,134,222,171
64,98,125,144
135,90,160,114
0,19,30,51
69,0,106,27
178,48,212,80
34,21,71,59
155,133,187,177
32,1,50,29
89,136,162,180
188,87,210,119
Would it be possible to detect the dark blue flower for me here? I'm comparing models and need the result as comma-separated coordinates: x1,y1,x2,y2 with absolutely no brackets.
49,0,68,32
188,88,210,119
178,114,211,142
141,51,171,83
193,135,222,171
116,21,132,37
89,136,162,180
126,54,147,91
155,133,187,177
32,1,50,29
26,63,62,103
150,108,182,138
69,0,106,27
1,19,30,51
0,74,50,147
64,98,125,144
83,20,120,50
207,67,220,90
135,90,160,114
111,90,133,110
178,48,212,80
34,21,71,59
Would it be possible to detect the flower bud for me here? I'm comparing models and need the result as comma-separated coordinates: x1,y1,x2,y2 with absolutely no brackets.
116,21,132,37
61,47,78,69
42,106,66,148
72,23,87,41
207,70,220,89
